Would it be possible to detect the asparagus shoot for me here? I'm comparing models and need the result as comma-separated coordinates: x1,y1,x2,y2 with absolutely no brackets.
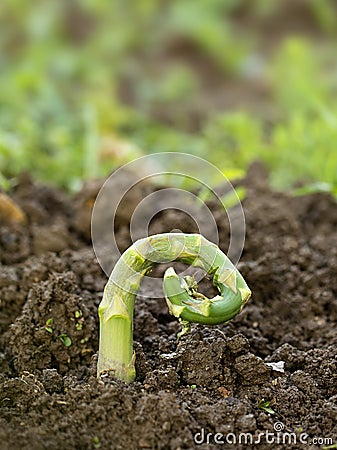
97,233,251,382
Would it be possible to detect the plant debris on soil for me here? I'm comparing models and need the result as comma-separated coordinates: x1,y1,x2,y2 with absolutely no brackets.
0,164,336,450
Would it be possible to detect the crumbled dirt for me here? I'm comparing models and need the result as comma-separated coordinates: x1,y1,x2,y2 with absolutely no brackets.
0,164,336,450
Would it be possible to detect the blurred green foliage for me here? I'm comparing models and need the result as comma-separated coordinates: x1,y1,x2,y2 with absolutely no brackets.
0,0,337,194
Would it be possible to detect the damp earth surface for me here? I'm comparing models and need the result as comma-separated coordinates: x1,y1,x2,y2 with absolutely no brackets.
0,166,336,450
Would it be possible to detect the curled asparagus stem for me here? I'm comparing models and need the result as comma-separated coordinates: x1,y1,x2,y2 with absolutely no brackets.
97,233,251,382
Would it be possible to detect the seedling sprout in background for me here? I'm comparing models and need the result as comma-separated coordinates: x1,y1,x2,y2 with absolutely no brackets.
45,318,53,334
322,444,337,450
93,437,101,449
58,333,72,347
97,233,251,383
257,399,276,415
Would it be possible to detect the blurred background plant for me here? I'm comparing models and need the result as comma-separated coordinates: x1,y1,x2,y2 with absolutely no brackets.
0,0,336,195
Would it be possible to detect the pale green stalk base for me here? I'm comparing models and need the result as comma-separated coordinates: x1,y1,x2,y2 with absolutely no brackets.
98,316,135,383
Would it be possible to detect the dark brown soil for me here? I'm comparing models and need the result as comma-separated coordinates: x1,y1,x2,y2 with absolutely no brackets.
0,165,336,450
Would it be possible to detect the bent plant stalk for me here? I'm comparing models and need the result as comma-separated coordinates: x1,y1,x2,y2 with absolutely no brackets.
97,233,251,382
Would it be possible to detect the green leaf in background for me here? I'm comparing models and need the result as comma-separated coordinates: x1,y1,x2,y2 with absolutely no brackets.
1,0,337,196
